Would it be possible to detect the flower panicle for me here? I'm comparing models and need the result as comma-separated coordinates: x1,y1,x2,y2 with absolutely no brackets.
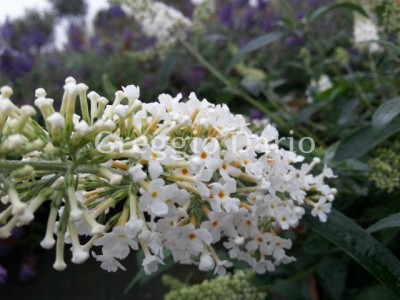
0,77,336,275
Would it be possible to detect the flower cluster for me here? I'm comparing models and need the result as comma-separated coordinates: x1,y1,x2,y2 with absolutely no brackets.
117,0,192,46
163,270,266,300
0,77,335,275
306,74,333,103
353,15,382,53
369,137,400,193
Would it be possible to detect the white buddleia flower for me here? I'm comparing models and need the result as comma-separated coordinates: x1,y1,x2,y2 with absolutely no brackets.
0,78,336,277
353,15,382,53
123,0,192,46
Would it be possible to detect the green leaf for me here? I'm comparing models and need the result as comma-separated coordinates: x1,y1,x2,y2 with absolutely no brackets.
272,280,305,300
158,51,181,90
278,17,300,31
332,116,400,162
317,257,348,300
367,213,400,233
307,2,368,24
303,209,400,296
372,98,400,131
354,285,398,300
226,31,285,72
334,159,371,172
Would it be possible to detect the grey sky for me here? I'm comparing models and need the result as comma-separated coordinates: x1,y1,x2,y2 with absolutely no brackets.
0,0,109,48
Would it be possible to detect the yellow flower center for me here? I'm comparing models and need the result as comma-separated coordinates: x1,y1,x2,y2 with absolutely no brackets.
200,152,208,159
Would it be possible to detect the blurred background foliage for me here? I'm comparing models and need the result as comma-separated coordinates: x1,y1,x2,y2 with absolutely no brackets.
1,0,400,299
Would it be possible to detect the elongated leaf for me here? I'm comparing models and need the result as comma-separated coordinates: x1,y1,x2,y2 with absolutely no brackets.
367,213,400,233
226,31,285,72
159,52,181,89
332,116,400,162
307,2,368,24
303,209,400,296
372,98,400,131
317,257,348,300
354,285,398,300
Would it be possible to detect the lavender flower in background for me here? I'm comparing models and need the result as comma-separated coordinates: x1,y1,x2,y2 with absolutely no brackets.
284,36,304,47
219,4,234,28
67,22,86,52
0,47,34,80
11,227,25,239
20,29,50,50
0,265,7,285
243,6,256,29
308,0,329,9
19,263,37,283
218,0,278,38
1,18,13,41
0,241,10,256
249,109,265,121
296,10,306,21
182,66,206,89
95,5,129,33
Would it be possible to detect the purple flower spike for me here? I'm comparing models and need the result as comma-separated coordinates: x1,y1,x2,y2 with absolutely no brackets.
0,265,7,285
0,47,34,80
219,5,234,28
249,109,265,121
1,18,13,40
19,264,37,283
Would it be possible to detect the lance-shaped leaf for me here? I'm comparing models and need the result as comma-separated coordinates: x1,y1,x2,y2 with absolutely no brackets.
306,2,368,24
226,31,286,72
303,209,400,296
367,213,400,233
372,98,400,131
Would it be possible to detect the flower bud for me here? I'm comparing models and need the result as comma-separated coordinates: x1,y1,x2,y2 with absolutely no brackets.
199,252,215,271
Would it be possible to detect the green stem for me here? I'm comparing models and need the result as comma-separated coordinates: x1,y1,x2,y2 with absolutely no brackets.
180,39,329,147
179,38,288,130
0,160,103,175
0,160,71,172
344,65,374,110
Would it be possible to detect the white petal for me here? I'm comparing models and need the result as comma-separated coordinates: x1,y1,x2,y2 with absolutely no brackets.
150,201,168,216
